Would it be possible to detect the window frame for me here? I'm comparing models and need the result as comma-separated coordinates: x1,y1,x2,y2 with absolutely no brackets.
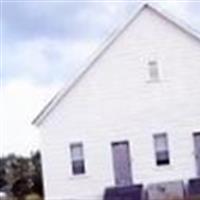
148,60,160,82
70,142,86,175
153,133,170,166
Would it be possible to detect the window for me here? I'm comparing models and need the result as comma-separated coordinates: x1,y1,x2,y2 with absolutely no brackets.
70,143,85,175
148,60,159,81
154,133,170,166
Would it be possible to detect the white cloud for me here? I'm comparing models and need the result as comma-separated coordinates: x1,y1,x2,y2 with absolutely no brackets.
81,2,132,28
1,80,61,156
5,38,99,84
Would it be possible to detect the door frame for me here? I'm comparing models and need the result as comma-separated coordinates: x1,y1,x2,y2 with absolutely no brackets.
111,140,133,187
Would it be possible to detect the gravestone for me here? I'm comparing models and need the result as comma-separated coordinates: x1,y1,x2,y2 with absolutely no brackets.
147,180,185,200
104,185,143,200
188,178,200,197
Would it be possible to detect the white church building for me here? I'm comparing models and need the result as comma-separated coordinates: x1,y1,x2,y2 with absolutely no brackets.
33,3,200,200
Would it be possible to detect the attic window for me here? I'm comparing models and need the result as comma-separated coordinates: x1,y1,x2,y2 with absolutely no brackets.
148,60,159,82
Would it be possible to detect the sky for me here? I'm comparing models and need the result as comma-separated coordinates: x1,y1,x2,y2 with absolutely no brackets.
1,1,200,156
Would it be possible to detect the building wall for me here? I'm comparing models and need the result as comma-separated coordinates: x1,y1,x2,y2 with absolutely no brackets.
38,7,200,200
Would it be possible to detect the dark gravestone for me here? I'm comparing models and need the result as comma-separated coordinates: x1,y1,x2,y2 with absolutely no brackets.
104,185,143,200
188,178,200,196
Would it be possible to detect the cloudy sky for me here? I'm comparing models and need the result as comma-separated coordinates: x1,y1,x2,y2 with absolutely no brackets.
1,1,200,156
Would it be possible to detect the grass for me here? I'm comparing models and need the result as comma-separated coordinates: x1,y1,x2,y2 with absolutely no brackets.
24,193,43,200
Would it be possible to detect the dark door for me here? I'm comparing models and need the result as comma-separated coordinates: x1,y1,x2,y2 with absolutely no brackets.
194,132,200,177
112,141,133,187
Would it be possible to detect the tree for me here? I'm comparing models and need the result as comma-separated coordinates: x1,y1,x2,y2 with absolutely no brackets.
0,178,7,189
0,151,44,198
31,151,44,197
12,178,30,198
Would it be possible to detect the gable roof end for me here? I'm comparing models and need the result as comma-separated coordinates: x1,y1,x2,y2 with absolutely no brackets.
32,3,200,127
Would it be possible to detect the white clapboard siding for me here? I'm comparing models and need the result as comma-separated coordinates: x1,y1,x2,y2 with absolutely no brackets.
35,5,200,200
